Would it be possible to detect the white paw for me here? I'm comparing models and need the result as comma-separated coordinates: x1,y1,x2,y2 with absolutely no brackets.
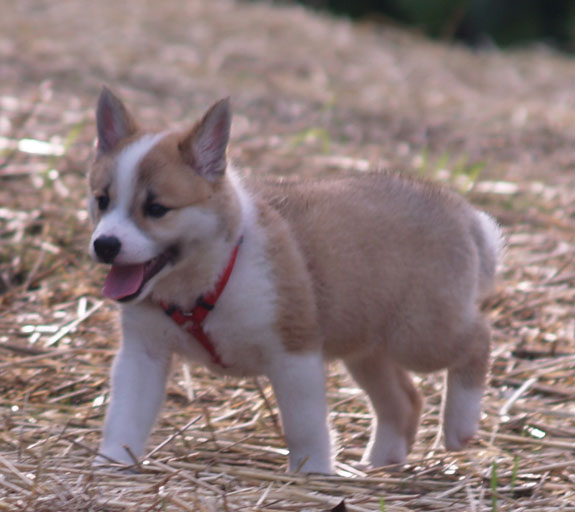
288,450,333,475
364,422,408,468
93,450,142,474
444,416,479,451
93,454,112,467
93,445,137,467
444,387,482,451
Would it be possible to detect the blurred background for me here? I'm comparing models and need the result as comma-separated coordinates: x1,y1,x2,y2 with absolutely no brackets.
293,0,575,52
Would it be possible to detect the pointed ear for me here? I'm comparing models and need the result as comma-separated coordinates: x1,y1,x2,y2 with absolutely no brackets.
179,98,231,181
96,87,138,153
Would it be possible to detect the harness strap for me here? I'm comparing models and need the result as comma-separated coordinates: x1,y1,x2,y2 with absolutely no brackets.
160,237,243,367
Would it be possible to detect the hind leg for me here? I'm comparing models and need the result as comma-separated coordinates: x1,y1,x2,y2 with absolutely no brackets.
444,317,491,450
344,351,422,467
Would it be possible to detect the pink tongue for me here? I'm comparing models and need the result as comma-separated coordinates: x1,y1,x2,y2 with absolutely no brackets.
103,264,145,300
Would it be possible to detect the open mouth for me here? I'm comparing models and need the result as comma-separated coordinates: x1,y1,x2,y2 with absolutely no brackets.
102,246,178,302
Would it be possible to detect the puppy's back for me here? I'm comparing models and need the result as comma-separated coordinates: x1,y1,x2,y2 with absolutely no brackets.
254,172,500,361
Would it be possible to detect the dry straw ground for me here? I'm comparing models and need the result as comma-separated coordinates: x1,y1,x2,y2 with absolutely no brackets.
0,0,574,510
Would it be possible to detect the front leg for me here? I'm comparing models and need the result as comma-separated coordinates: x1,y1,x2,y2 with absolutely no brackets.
267,351,333,474
97,309,173,465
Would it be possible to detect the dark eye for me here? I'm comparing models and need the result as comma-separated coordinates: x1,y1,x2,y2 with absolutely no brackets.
96,194,109,211
144,202,170,218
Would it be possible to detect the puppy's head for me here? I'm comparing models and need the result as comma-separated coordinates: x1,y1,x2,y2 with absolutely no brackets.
88,88,234,303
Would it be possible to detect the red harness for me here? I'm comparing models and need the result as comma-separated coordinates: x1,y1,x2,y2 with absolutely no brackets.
160,238,243,368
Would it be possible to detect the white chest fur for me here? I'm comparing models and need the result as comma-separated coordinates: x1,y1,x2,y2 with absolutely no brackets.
120,224,282,377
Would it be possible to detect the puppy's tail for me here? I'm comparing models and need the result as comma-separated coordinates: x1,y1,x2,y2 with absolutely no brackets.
472,210,504,300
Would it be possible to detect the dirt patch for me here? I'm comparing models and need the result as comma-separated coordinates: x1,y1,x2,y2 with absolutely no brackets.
1,0,573,510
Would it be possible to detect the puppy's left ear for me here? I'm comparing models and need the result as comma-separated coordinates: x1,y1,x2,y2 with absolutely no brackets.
179,98,231,181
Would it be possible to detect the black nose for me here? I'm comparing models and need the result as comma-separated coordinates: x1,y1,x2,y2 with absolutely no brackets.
94,235,122,263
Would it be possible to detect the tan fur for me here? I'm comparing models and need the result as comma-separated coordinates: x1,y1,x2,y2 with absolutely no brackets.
137,131,242,241
89,132,145,212
256,174,490,366
255,200,322,352
137,132,215,208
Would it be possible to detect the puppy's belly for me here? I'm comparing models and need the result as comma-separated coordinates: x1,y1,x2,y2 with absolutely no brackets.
320,304,477,373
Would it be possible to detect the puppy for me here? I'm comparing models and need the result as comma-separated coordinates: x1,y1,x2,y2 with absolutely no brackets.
88,88,502,474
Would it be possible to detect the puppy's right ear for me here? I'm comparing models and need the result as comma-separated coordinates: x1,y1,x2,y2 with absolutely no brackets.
96,87,138,153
